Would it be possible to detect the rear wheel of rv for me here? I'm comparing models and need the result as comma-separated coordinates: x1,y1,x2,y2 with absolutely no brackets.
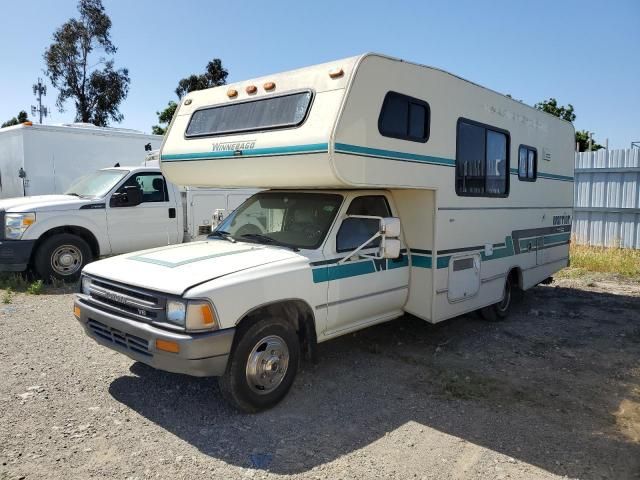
219,317,300,413
479,275,513,322
33,234,92,282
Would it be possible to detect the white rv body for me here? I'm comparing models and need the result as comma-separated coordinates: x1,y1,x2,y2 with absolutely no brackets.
77,53,574,411
0,123,162,198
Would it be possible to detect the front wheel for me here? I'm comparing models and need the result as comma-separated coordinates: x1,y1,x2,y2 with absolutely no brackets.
33,233,92,282
219,317,300,413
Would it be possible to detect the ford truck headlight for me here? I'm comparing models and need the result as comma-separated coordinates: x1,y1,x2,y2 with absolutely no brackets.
5,212,36,240
166,299,218,332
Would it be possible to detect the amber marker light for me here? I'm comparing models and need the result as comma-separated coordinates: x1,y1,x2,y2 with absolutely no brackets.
227,88,238,98
328,67,344,79
263,81,276,91
156,339,180,353
73,305,81,318
246,85,258,94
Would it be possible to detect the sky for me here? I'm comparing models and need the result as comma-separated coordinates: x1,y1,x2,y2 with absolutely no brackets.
0,0,638,148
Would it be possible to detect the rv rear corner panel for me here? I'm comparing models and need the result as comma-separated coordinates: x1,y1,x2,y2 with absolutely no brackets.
0,128,27,198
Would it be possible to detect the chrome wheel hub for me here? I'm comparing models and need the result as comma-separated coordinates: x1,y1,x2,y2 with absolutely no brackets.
51,245,83,276
246,335,289,394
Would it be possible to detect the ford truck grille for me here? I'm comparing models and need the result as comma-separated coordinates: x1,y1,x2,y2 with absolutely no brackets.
87,319,151,357
86,277,167,323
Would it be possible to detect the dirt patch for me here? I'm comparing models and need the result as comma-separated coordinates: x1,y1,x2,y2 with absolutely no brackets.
0,274,639,479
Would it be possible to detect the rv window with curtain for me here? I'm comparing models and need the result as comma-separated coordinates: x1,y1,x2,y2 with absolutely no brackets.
518,145,537,181
185,91,313,138
456,119,509,197
378,92,430,143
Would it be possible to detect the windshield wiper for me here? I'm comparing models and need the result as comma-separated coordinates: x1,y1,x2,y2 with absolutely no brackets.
239,233,299,251
209,230,236,243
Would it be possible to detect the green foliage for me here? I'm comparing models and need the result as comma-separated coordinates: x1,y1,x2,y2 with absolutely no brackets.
43,0,130,126
2,288,12,304
152,59,228,134
575,130,604,152
1,111,29,128
534,98,576,122
27,280,44,295
0,273,29,291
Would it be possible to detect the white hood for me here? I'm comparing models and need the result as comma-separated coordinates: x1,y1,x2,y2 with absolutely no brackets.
83,240,308,295
0,195,95,212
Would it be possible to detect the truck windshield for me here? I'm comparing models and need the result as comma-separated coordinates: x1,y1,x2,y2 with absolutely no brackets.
65,170,129,198
213,192,343,250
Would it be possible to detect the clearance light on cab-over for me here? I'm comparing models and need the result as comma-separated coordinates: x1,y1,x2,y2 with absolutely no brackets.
227,88,238,98
263,81,276,91
328,67,344,79
245,85,257,94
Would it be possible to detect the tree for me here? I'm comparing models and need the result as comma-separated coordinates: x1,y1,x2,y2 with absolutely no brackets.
1,111,29,128
152,59,228,135
575,130,603,152
534,98,603,151
43,0,130,126
534,98,576,122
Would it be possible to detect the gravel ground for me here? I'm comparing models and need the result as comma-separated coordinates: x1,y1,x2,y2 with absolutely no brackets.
1,274,639,480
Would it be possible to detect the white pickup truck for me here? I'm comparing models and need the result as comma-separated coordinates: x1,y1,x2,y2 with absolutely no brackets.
0,165,255,280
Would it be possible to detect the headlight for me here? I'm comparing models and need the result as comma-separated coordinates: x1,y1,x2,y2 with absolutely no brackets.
81,276,92,295
166,300,186,327
186,300,219,332
5,212,36,240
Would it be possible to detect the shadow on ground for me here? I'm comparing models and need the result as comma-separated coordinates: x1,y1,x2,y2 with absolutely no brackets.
109,284,640,478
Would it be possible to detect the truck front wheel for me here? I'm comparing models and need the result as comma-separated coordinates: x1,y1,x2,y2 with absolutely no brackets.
34,233,92,282
219,317,300,413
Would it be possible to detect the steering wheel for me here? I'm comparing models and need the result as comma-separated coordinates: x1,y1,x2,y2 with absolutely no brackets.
302,224,322,240
235,223,262,237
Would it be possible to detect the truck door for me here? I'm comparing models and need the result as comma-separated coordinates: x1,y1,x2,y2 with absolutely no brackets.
106,172,180,254
324,194,409,335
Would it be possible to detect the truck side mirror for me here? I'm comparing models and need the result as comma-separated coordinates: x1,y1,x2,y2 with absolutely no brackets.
110,185,142,207
381,238,401,258
380,217,401,259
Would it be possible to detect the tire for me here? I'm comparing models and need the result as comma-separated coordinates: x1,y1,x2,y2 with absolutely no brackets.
219,317,300,413
34,233,93,282
480,274,513,322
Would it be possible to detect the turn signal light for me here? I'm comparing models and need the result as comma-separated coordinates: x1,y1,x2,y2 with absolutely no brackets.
156,339,180,353
74,305,81,318
328,67,344,79
246,85,257,94
263,81,276,91
227,88,238,98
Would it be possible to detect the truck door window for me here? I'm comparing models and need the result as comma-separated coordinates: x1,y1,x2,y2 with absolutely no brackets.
336,196,391,252
117,173,168,203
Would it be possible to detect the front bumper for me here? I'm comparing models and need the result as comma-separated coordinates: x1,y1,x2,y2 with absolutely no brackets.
75,295,235,377
0,239,35,272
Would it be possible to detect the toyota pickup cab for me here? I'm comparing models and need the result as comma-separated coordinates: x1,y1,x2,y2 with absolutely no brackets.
75,53,574,412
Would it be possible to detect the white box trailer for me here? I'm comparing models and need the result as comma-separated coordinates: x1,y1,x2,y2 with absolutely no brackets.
77,53,574,412
0,122,162,198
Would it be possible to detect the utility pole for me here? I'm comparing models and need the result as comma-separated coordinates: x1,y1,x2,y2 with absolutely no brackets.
31,78,49,124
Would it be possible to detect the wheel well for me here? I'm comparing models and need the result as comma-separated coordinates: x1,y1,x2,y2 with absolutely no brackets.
237,300,318,362
32,226,100,262
508,267,523,290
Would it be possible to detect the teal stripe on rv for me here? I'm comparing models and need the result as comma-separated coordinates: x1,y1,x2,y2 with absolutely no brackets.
334,143,455,166
161,143,329,161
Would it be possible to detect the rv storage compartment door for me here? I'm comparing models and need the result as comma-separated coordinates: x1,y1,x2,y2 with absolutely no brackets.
447,254,481,302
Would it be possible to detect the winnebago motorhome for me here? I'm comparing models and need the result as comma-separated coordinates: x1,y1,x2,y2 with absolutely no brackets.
76,54,574,412
0,122,161,198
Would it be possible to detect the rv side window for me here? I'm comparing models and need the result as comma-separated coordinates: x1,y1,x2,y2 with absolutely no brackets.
378,92,430,143
518,145,537,181
455,119,509,197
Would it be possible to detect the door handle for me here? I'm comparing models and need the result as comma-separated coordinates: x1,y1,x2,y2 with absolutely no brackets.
168,208,176,218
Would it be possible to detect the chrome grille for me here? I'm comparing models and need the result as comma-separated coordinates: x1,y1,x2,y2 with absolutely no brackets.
87,319,151,357
86,277,166,323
